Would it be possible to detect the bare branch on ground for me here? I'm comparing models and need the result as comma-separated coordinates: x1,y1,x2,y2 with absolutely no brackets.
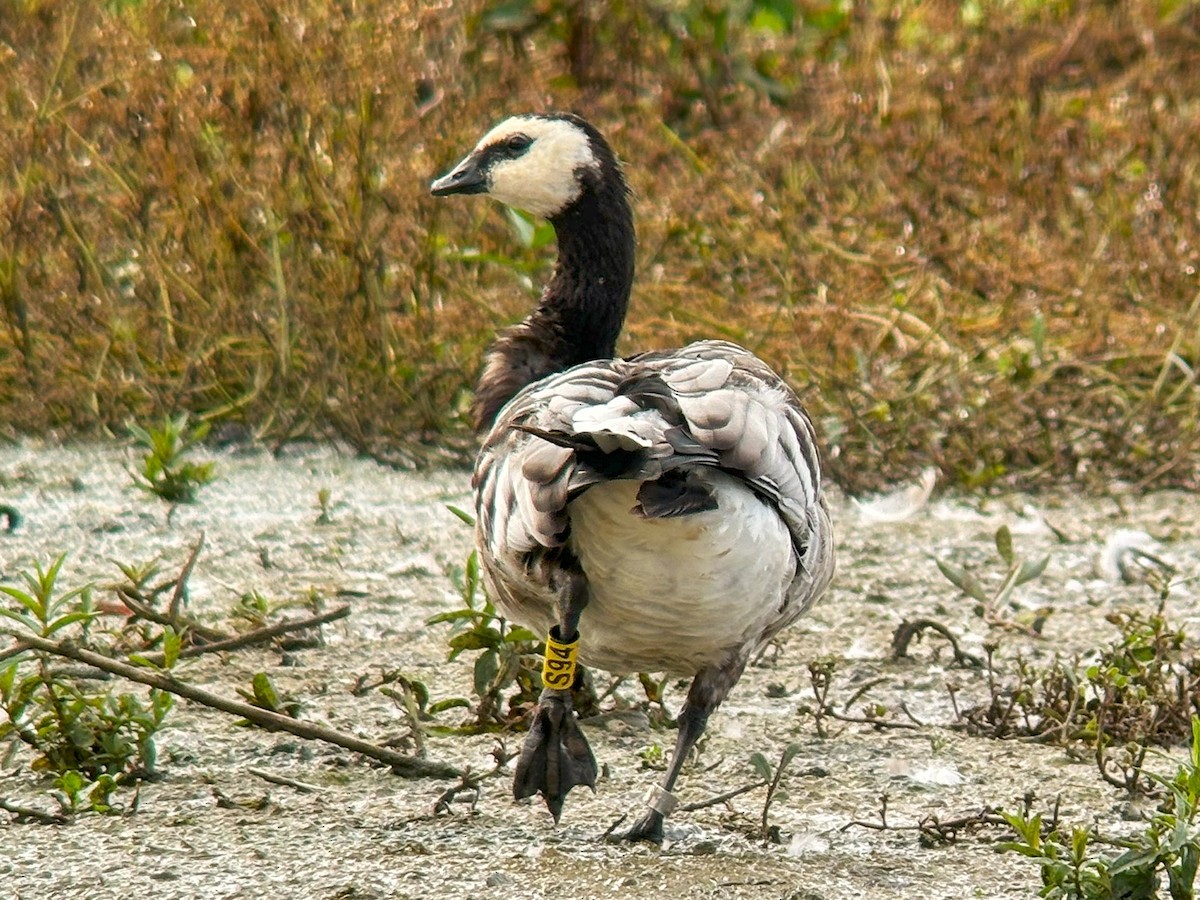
0,630,462,780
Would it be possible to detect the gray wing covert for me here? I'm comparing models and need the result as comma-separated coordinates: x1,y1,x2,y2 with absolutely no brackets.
647,341,826,548
474,340,829,575
473,362,626,557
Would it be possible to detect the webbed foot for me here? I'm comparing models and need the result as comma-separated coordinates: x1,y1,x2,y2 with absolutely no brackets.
607,784,675,844
514,689,597,822
615,810,664,844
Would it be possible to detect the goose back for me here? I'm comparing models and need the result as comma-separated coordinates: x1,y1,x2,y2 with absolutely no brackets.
474,339,834,673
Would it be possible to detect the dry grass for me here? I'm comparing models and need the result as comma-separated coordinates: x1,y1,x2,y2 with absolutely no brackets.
1,0,1198,490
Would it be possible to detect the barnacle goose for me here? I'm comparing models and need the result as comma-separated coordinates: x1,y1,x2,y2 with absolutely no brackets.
431,113,834,843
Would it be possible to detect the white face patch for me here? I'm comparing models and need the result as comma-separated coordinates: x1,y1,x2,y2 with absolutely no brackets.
470,116,598,218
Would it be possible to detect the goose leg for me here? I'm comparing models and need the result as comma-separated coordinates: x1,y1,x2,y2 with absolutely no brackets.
619,657,746,844
514,567,597,821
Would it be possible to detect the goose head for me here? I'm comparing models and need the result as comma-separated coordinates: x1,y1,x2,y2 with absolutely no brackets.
432,113,636,432
430,114,614,220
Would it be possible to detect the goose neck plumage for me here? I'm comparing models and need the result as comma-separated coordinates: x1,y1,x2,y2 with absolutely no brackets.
472,164,636,433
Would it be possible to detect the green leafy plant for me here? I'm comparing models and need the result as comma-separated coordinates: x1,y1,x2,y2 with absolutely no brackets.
236,672,301,720
52,770,119,816
1001,716,1200,899
937,525,1051,632
128,413,216,504
958,602,1200,795
379,673,434,756
637,742,667,771
425,507,542,732
751,742,803,842
0,556,173,787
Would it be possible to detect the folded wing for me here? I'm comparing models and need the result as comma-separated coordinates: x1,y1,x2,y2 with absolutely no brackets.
475,340,831,615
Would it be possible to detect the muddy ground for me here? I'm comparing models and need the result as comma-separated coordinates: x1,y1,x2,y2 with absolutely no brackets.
0,442,1197,900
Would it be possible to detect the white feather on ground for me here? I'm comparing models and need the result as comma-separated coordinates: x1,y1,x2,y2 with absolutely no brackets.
1096,528,1175,584
853,467,937,524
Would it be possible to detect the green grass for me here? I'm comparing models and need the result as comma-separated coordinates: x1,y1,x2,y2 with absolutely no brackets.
0,0,1198,490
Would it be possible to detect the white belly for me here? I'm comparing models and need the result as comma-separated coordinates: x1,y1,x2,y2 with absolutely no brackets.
565,471,796,674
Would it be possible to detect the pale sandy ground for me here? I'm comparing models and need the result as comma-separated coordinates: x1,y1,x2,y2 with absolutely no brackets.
0,442,1197,900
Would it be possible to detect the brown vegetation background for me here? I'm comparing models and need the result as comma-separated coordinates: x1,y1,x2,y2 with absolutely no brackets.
1,0,1198,490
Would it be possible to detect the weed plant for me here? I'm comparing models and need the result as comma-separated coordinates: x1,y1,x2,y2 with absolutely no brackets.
128,413,215,504
938,525,1051,632
0,556,173,794
425,509,622,732
426,508,542,732
956,604,1200,762
751,742,804,842
1,2,1198,489
236,672,300,720
934,527,1200,781
1002,717,1200,899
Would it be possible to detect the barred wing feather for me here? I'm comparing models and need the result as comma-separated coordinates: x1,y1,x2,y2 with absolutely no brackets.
474,340,831,609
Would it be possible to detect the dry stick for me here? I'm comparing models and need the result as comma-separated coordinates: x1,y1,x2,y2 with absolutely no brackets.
117,588,230,644
140,604,351,665
679,780,768,813
246,767,323,793
841,807,1008,841
168,531,205,622
842,676,889,711
898,700,927,727
0,797,70,826
0,641,28,664
825,708,920,731
2,631,461,781
891,618,984,669
761,747,798,840
433,772,484,815
431,749,518,815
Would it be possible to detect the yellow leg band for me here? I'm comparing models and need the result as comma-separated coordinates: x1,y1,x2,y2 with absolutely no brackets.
541,631,579,691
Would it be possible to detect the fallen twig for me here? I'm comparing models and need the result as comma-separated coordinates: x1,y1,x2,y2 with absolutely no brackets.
842,676,889,711
433,771,483,815
899,701,927,727
839,789,1057,847
826,708,921,731
0,630,461,780
842,805,1010,845
114,534,228,644
841,792,890,832
916,809,1010,845
678,780,767,813
891,618,984,668
433,741,517,815
246,767,323,793
141,604,351,665
602,812,629,840
168,531,205,622
116,588,229,644
213,787,269,810
761,745,802,841
0,641,29,664
0,797,69,825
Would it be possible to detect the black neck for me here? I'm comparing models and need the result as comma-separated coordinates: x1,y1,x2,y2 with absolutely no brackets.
472,174,635,432
538,183,636,363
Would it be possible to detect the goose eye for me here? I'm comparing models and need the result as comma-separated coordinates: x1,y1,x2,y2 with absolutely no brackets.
505,134,532,155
